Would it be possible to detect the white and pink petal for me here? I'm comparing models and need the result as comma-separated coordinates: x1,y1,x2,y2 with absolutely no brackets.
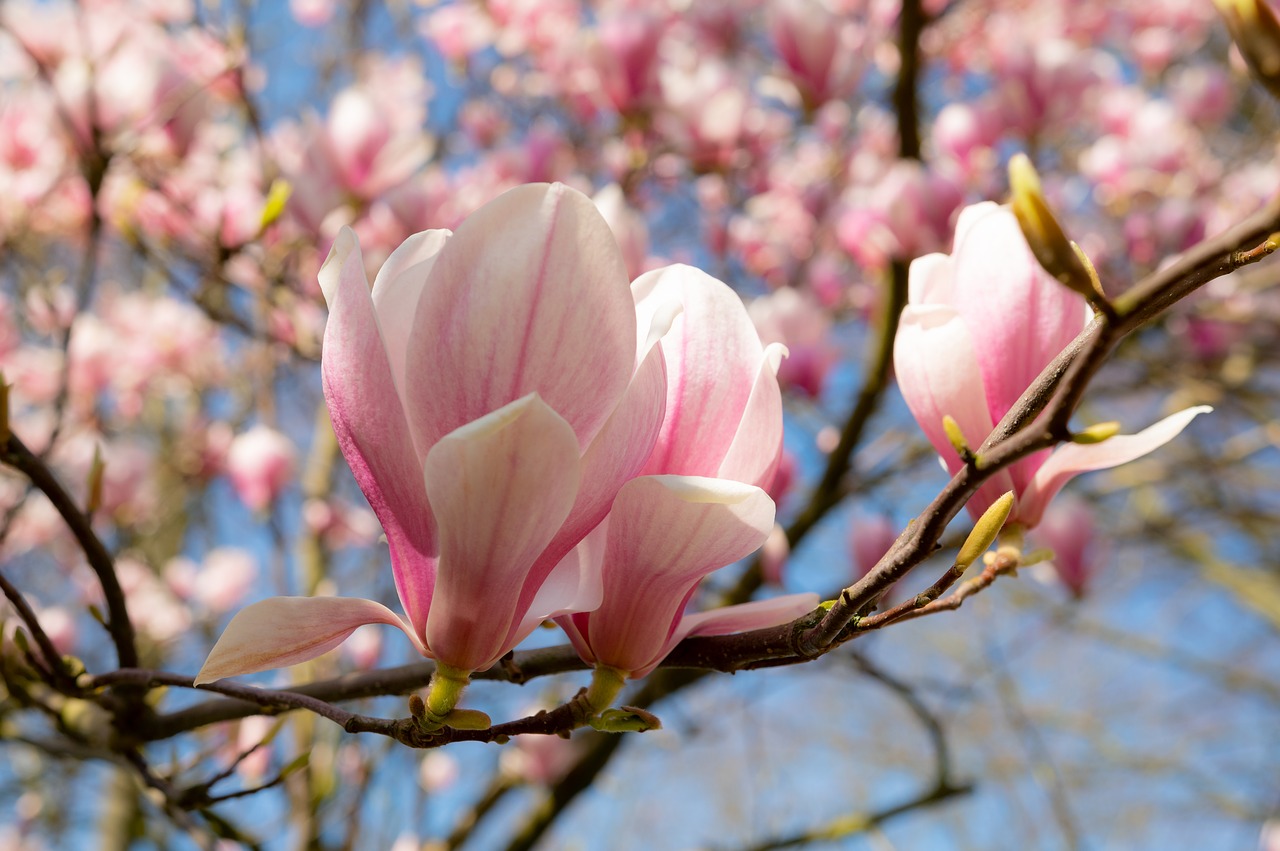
318,229,438,639
1016,406,1211,527
404,183,637,453
195,596,421,684
422,394,582,672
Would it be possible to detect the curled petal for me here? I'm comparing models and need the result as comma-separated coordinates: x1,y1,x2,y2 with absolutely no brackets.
906,251,956,306
195,596,421,684
717,342,787,489
950,201,1000,253
423,394,582,672
406,183,636,453
636,264,768,477
1017,406,1212,528
319,229,437,640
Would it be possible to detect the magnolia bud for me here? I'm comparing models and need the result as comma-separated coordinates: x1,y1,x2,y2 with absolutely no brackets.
957,491,1015,570
1009,154,1103,304
942,414,973,460
260,179,293,231
85,446,105,517
1072,421,1122,444
1214,0,1280,100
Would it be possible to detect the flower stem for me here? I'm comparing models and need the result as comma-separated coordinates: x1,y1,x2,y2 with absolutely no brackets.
585,666,627,715
420,663,471,728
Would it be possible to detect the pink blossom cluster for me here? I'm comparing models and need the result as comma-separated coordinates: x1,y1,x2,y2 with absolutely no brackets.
0,0,1260,701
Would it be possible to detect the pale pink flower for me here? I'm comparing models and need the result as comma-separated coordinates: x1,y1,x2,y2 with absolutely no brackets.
760,523,790,586
837,160,964,268
1261,819,1280,851
1032,496,1099,599
290,0,334,27
194,548,259,613
342,626,383,670
557,265,817,678
419,751,460,793
589,11,665,115
893,202,1210,527
226,425,297,512
1169,64,1235,126
114,557,192,644
421,4,496,62
198,183,676,681
35,606,77,655
499,711,581,784
850,514,897,580
234,716,273,784
593,183,650,280
768,0,864,109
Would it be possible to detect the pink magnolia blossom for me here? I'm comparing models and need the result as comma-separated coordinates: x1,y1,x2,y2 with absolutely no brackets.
850,514,898,580
893,202,1210,527
1032,495,1100,598
500,713,581,784
768,0,864,110
226,425,297,512
589,11,666,116
557,477,815,679
837,160,965,268
749,287,839,399
198,183,678,681
557,264,818,679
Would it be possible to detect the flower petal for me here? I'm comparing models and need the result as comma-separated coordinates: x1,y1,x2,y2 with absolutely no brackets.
370,228,451,411
422,394,582,672
949,205,1091,427
582,475,775,677
717,342,787,488
636,264,767,477
405,183,636,453
319,228,437,641
893,301,1013,517
907,251,955,306
520,518,611,652
1017,406,1212,527
195,596,420,684
526,340,668,591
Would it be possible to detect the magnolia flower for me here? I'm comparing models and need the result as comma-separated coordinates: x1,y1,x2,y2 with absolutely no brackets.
198,183,674,685
893,202,1210,528
1032,495,1100,598
558,265,818,680
225,424,297,512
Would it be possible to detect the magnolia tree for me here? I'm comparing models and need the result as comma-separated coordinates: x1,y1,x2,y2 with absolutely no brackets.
1,0,1279,848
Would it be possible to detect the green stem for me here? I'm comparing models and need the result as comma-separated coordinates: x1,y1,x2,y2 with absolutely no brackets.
584,666,627,715
423,664,471,725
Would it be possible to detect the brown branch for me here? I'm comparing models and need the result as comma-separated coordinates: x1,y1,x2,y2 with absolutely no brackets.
0,568,77,688
0,434,138,669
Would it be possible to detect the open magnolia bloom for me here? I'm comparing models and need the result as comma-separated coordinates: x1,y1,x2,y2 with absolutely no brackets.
198,183,674,684
893,201,1210,528
196,183,807,693
558,264,820,682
